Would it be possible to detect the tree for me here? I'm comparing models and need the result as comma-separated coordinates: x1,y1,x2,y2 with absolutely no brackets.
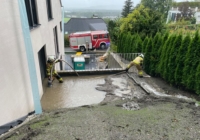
142,36,149,53
120,5,164,37
107,19,120,43
183,31,200,90
175,34,191,86
158,34,173,78
177,2,194,21
195,64,200,95
150,32,162,76
124,33,132,53
163,34,177,81
168,34,182,84
121,0,133,18
144,37,153,74
141,0,173,18
130,35,137,53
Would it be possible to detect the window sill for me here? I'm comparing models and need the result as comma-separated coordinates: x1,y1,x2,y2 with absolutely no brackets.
48,18,54,21
29,24,41,31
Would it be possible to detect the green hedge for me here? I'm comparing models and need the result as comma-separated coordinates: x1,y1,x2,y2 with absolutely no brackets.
117,31,200,95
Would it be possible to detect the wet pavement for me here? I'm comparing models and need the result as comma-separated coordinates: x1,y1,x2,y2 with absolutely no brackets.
41,76,107,110
41,75,134,111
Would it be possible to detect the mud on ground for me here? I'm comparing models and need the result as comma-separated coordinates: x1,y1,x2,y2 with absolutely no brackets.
2,68,200,140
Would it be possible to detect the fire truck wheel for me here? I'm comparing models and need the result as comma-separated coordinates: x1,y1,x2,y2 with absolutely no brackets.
80,46,85,52
100,44,106,50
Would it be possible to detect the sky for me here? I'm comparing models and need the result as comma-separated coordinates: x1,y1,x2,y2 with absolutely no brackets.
61,0,189,10
61,0,141,10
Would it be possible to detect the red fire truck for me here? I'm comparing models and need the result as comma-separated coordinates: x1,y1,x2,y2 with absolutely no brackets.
69,30,110,52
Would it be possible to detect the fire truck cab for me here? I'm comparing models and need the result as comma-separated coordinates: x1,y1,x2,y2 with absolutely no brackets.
69,30,110,52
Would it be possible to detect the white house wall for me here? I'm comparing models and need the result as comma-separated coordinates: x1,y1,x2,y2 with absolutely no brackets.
195,12,200,24
30,0,64,97
0,0,34,126
0,0,64,127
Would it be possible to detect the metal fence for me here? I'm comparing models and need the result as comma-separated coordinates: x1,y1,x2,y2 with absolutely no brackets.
49,53,142,72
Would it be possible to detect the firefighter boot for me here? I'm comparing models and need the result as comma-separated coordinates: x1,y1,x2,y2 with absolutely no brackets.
48,80,52,87
138,70,143,78
55,74,63,83
59,78,63,83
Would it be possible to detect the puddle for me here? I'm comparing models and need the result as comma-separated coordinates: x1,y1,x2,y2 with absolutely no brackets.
41,76,106,110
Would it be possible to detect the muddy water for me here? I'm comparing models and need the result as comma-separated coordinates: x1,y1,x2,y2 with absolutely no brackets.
111,77,131,97
41,76,106,110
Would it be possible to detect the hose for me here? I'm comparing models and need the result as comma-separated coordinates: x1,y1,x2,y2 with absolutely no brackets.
60,59,79,76
84,70,126,79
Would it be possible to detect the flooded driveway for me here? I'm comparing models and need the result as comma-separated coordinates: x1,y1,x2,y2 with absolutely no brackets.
41,76,106,110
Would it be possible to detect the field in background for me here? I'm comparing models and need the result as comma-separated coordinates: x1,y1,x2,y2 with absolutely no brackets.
64,18,70,23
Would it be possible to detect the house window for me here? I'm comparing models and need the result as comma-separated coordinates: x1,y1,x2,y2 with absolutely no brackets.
53,26,59,58
60,21,62,31
46,0,53,20
24,0,39,29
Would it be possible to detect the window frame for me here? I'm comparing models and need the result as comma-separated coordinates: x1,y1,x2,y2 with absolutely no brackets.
93,35,98,39
46,0,53,20
24,0,40,29
60,21,62,31
103,34,108,38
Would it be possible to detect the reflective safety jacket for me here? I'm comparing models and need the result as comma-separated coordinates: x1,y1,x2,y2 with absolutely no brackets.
46,59,60,76
133,56,143,65
128,56,143,68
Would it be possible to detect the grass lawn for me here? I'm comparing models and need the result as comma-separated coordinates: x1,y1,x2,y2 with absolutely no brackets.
64,18,70,23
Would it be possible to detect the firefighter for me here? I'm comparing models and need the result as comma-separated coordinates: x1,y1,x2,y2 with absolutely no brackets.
125,54,144,77
99,47,110,62
46,56,63,85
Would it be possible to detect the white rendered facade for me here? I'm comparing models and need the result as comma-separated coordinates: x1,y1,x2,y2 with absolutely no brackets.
0,0,64,131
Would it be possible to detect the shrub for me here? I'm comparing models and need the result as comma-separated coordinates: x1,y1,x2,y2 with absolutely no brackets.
175,34,191,86
64,35,69,47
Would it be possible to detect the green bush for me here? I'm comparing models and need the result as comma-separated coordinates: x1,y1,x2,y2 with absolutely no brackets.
64,35,69,47
163,34,177,81
142,37,149,53
158,35,171,78
150,32,162,76
168,34,182,84
183,31,200,90
144,37,153,74
195,64,200,95
175,34,191,86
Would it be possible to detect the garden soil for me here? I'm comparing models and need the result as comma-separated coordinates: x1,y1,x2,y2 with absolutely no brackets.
2,67,200,140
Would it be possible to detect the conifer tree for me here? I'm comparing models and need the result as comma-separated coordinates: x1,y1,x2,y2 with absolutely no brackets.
142,36,149,53
121,33,127,53
131,35,137,53
144,37,153,74
195,64,200,95
158,35,171,77
168,34,182,84
136,37,143,53
175,34,191,86
150,32,162,76
124,33,132,53
121,0,133,17
184,31,200,90
158,32,169,57
117,33,121,53
163,34,177,81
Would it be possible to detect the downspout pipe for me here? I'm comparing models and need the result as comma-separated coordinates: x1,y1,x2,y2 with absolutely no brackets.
62,7,64,37
18,0,42,114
